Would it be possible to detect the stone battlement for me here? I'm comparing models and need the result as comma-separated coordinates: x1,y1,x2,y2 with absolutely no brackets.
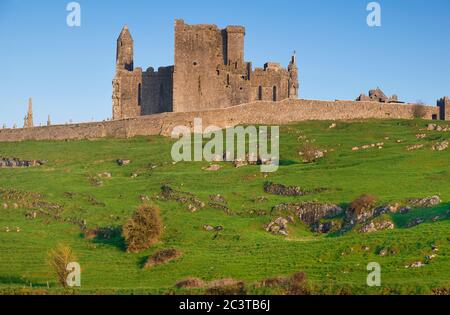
0,99,443,142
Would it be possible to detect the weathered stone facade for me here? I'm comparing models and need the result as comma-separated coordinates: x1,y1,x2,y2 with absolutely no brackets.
112,20,298,119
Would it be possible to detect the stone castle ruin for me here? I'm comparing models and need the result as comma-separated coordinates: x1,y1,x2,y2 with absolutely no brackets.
112,20,299,119
0,19,449,142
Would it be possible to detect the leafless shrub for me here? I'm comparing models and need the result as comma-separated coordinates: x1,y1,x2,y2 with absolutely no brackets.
412,101,428,119
175,277,206,289
144,248,182,269
48,243,77,288
349,194,377,215
122,205,163,253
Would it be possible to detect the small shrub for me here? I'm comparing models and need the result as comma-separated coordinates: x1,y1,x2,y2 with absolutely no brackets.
205,279,246,295
123,205,163,253
48,243,77,288
412,102,428,119
175,277,205,289
349,194,377,215
144,248,182,269
286,272,310,295
298,143,324,163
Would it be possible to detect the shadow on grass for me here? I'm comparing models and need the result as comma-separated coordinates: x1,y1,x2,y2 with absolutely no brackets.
83,226,127,251
0,276,29,286
391,203,450,229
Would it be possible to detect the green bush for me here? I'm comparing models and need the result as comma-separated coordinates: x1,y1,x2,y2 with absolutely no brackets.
123,205,163,253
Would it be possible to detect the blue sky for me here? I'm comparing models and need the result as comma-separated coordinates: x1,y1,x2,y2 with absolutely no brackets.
0,0,449,126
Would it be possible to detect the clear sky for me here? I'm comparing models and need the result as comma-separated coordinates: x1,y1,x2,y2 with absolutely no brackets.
0,0,449,126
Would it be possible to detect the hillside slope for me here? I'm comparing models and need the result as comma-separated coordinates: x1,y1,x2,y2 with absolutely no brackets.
0,119,449,294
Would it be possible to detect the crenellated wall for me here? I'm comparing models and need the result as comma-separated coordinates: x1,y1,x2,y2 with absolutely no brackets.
0,99,442,142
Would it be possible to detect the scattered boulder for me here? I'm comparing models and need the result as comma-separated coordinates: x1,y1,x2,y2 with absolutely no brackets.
407,144,424,151
432,140,448,152
139,195,150,202
98,172,112,178
144,248,182,269
329,123,337,129
117,159,131,166
209,194,226,204
416,134,427,139
427,124,450,131
405,261,425,269
0,158,46,168
266,217,289,236
407,196,441,208
203,164,222,171
203,225,223,232
264,182,327,197
159,185,205,211
359,220,394,233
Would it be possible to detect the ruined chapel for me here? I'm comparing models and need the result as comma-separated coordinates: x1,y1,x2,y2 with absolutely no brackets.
112,20,299,120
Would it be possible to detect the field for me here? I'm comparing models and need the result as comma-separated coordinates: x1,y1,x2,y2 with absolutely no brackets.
0,119,449,295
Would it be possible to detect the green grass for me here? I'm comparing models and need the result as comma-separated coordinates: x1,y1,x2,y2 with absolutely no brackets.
0,119,449,295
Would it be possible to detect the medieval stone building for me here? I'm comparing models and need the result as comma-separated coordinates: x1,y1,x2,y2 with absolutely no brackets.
112,20,299,120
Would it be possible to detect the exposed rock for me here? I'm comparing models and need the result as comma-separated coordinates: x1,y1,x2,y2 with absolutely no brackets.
407,196,441,208
209,194,226,204
117,159,131,166
266,217,289,236
432,140,448,151
248,209,267,216
264,182,327,197
0,158,46,168
427,124,450,132
405,261,425,269
203,225,215,231
329,123,337,129
273,202,343,225
208,202,231,215
298,148,326,162
98,172,112,178
160,185,205,211
203,164,222,171
311,220,342,234
139,195,150,202
416,134,427,139
407,144,424,151
359,220,394,233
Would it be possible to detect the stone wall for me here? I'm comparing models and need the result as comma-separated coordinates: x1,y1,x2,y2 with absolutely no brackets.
0,99,442,142
141,66,174,115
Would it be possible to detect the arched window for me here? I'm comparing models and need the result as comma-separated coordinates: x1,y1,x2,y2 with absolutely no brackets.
226,74,230,86
258,86,263,101
273,86,277,102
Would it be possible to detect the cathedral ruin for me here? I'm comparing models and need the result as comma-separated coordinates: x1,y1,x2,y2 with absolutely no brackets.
112,20,299,120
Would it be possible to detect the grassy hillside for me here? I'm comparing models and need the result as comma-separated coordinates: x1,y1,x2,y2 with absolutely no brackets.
0,119,449,295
